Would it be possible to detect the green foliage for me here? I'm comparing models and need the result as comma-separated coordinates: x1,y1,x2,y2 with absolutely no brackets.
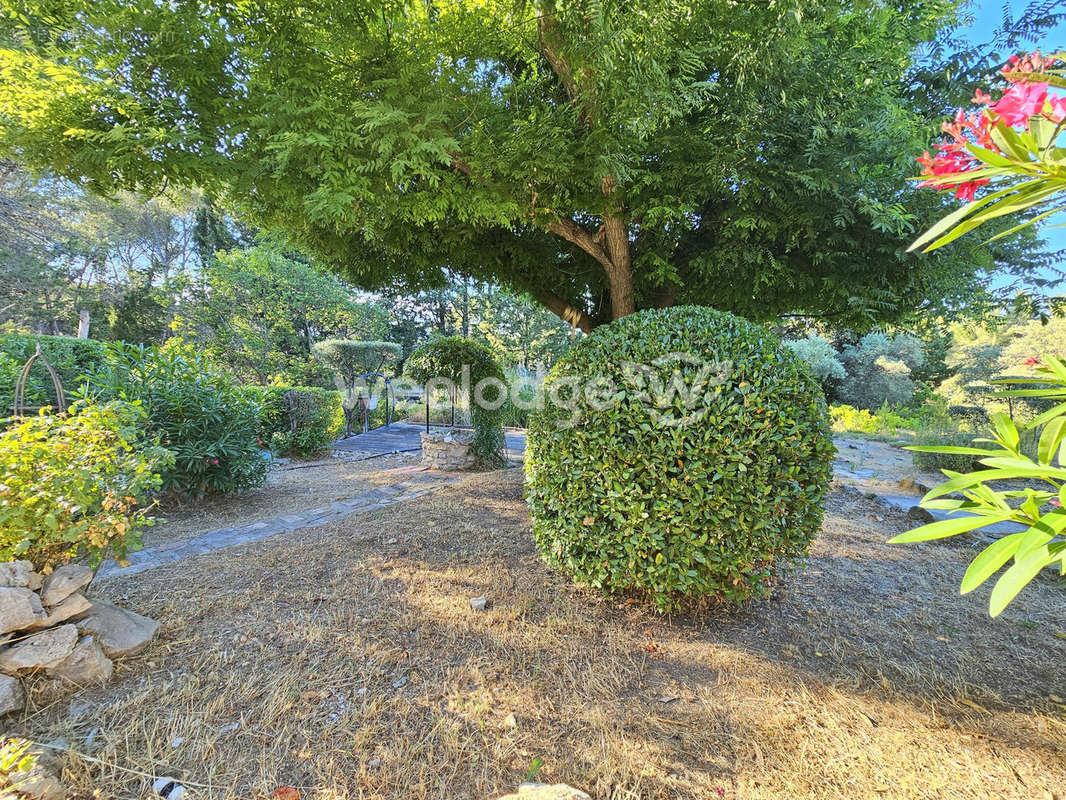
0,333,107,414
406,336,507,468
1,738,38,795
176,244,389,384
910,428,983,473
785,335,846,393
254,385,344,457
472,289,573,368
0,0,1043,330
313,339,402,436
312,340,402,383
0,161,205,342
525,306,834,611
0,401,172,568
893,356,1066,616
77,341,267,495
838,332,925,410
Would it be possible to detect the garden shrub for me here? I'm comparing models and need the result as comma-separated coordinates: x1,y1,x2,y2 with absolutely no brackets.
911,429,982,473
0,401,173,568
785,334,845,393
838,332,924,410
830,404,879,434
0,333,108,416
254,385,344,456
525,306,834,611
77,341,267,495
406,336,507,468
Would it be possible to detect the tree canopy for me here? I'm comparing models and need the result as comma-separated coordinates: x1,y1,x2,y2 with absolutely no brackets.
0,0,1055,329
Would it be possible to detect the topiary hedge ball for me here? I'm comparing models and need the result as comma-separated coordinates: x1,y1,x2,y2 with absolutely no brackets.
525,306,834,611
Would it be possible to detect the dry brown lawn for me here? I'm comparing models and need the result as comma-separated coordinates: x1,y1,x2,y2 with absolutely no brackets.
144,453,420,548
9,469,1066,799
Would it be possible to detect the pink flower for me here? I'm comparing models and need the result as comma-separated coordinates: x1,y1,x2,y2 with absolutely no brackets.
1051,498,1062,508
988,81,1049,128
1024,357,1040,366
972,88,993,105
212,458,220,465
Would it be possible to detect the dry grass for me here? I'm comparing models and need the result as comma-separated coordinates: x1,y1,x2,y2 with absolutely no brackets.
145,453,421,547
8,470,1066,799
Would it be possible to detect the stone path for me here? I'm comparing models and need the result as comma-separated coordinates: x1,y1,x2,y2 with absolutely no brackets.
332,421,527,460
97,475,458,580
832,435,1026,538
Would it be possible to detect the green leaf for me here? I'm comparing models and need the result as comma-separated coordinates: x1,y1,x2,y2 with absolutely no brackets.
888,512,1014,544
961,533,1024,594
1038,417,1066,465
989,546,1056,617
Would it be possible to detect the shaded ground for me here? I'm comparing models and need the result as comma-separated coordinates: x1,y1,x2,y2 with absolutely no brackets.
11,471,1066,799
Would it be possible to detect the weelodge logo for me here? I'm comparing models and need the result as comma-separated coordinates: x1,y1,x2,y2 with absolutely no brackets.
546,352,732,429
621,353,733,428
405,353,732,430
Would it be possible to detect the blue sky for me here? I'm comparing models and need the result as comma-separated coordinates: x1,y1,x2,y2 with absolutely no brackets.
958,1,1066,265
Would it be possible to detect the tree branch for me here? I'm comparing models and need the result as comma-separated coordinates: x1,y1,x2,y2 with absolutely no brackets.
547,217,612,270
531,287,594,333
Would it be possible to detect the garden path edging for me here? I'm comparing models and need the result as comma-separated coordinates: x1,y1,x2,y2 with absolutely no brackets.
96,477,458,580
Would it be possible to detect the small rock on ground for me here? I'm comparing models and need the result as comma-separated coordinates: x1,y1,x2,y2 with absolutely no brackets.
0,624,78,673
0,560,37,589
40,565,93,607
469,595,488,612
0,586,46,634
76,598,159,657
907,505,936,524
29,592,91,630
0,673,24,716
47,635,113,685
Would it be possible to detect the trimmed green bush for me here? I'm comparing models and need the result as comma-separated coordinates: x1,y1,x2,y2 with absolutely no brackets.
406,336,507,468
525,306,834,611
0,334,108,416
312,339,402,435
255,385,344,456
76,341,267,495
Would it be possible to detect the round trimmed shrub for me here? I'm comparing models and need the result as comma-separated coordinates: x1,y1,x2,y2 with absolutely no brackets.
525,306,834,611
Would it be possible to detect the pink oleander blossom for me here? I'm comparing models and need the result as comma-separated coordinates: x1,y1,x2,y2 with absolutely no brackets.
918,51,1065,203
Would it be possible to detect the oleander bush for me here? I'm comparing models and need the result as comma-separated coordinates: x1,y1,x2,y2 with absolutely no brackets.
526,306,834,611
894,355,1066,616
254,385,344,456
77,341,267,495
0,401,173,568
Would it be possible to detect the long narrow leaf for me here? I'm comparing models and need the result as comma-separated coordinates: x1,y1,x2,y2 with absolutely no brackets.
989,546,1057,616
908,179,1044,252
961,533,1025,594
888,512,1015,544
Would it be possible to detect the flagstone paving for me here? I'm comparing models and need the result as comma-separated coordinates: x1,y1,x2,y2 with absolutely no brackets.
97,475,459,579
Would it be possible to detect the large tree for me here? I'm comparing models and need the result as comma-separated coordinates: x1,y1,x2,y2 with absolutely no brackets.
0,0,1052,329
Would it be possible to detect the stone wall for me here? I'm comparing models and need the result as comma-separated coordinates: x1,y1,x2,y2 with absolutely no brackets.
1,562,160,718
421,428,476,470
